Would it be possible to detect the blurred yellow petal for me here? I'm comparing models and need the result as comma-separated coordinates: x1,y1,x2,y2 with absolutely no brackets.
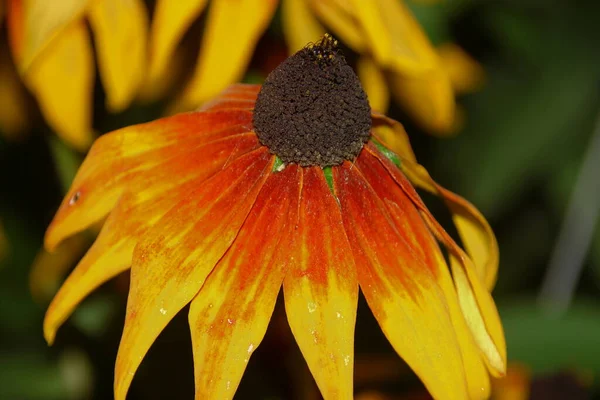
0,36,30,139
174,0,278,111
309,0,366,52
147,0,209,86
357,56,390,113
24,21,94,150
189,165,300,399
30,234,91,305
282,0,325,53
284,167,358,399
7,0,89,72
88,0,148,112
437,43,485,94
389,66,457,135
492,364,530,400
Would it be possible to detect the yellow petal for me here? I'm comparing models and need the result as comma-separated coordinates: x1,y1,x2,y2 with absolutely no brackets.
371,113,417,163
282,0,326,53
44,110,254,251
0,34,30,139
437,43,485,94
393,156,499,289
174,0,278,111
372,151,506,376
308,0,366,53
317,0,437,74
360,146,491,399
335,160,470,399
88,0,148,112
189,165,301,399
7,0,89,72
44,133,260,345
284,167,358,399
24,20,94,150
357,56,390,113
114,149,273,400
146,0,209,86
389,65,457,135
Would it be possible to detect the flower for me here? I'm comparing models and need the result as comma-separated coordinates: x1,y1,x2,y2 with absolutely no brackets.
3,0,277,149
44,37,505,399
282,0,484,134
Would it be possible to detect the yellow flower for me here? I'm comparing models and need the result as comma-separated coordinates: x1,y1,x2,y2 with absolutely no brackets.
282,0,484,134
3,0,277,149
44,38,505,399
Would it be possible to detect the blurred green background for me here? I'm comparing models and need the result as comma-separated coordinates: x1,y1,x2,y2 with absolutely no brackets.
1,0,600,399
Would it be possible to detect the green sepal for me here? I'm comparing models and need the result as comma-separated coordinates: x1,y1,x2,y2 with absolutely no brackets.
370,138,402,169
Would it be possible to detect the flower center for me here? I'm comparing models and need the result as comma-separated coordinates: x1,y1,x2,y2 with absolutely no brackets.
253,35,372,167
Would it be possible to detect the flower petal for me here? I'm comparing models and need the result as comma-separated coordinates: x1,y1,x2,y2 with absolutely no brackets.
114,148,273,400
357,56,389,113
147,0,209,86
21,20,94,150
188,165,301,399
45,110,254,251
174,0,278,110
88,0,148,112
437,43,485,94
283,167,358,399
371,113,417,163
389,66,457,135
334,159,469,400
200,84,260,112
308,0,366,53
43,133,260,344
355,150,491,399
282,0,325,53
6,0,88,72
0,34,30,139
368,145,506,377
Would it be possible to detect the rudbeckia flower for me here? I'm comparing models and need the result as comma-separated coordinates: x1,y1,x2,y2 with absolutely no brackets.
282,0,484,134
44,37,505,399
3,0,276,149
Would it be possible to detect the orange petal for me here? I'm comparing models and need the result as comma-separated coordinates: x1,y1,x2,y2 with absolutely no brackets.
45,109,254,251
357,56,390,113
88,0,148,112
355,150,491,399
147,0,209,87
334,159,469,400
6,0,88,72
282,0,326,53
283,167,358,399
21,20,94,150
389,66,457,135
43,133,260,344
188,165,301,399
173,0,278,111
114,148,273,400
369,145,506,377
200,84,260,112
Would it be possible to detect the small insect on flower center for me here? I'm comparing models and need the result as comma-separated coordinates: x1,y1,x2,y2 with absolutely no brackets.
253,35,372,167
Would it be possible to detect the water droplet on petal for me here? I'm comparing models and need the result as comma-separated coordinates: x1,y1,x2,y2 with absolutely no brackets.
159,308,167,315
307,302,317,313
69,191,81,206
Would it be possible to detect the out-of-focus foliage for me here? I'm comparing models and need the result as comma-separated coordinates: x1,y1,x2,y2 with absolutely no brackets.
1,0,599,398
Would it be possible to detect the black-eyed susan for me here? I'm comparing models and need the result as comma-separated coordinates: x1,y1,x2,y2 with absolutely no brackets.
44,37,505,399
282,0,485,134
